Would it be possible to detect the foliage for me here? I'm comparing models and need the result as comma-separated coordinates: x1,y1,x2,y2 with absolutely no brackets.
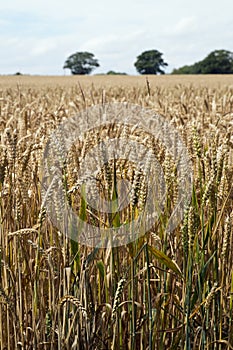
63,51,100,75
134,49,168,75
172,49,233,74
106,70,127,75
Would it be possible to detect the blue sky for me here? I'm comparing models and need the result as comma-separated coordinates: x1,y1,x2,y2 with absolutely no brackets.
0,0,232,75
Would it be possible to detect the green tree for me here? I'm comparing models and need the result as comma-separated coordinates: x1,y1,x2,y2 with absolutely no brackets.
106,70,127,75
200,50,233,73
172,50,233,74
63,51,100,75
134,50,168,75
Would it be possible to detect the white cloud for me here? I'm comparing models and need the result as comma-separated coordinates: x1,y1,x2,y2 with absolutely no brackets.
30,38,58,56
80,30,146,53
173,17,197,34
164,17,197,36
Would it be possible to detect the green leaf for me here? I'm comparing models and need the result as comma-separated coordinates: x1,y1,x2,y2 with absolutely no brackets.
111,159,121,228
148,245,183,278
96,260,105,279
79,184,87,222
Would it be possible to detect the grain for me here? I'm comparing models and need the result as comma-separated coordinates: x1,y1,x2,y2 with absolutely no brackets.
0,75,232,349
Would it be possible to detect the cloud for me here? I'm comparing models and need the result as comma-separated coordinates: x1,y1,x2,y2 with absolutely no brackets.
175,17,196,33
0,33,76,74
164,17,197,36
30,38,58,56
80,30,146,53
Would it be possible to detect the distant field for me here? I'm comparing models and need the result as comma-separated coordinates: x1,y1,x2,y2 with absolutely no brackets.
0,75,232,349
1,74,233,89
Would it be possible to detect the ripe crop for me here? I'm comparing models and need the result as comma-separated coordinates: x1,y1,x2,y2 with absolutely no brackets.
0,75,232,349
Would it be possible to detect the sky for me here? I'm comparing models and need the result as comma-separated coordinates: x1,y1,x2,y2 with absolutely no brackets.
0,0,232,75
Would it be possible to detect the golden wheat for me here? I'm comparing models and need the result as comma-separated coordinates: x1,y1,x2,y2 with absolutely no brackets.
0,75,232,350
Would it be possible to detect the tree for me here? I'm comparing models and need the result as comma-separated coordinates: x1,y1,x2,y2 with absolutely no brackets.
200,50,233,74
172,62,201,74
106,70,127,75
134,50,168,75
172,50,233,74
63,52,100,75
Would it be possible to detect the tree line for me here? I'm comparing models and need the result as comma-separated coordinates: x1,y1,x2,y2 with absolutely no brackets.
63,49,233,75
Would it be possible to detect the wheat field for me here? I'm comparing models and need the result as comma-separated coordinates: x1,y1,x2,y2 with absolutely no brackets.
0,75,232,349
